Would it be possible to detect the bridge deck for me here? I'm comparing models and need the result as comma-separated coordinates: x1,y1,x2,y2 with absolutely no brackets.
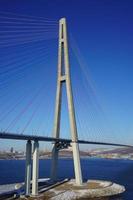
0,132,132,148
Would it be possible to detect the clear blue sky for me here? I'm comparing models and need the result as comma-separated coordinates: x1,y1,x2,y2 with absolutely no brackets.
0,0,133,150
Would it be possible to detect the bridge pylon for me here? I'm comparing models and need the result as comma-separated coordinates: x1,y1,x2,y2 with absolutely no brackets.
51,18,83,185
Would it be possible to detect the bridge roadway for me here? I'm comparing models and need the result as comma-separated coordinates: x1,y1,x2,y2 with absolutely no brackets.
0,131,132,148
0,131,132,197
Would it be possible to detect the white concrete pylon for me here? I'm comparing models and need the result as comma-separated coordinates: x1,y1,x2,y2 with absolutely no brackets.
25,140,32,196
51,18,83,185
32,140,39,196
51,145,58,181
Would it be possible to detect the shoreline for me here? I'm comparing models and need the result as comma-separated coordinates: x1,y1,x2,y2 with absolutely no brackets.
0,156,133,161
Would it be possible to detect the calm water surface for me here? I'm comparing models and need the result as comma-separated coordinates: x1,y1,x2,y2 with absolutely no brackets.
0,158,132,199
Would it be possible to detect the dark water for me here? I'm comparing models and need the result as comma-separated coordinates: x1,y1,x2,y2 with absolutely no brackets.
0,158,133,199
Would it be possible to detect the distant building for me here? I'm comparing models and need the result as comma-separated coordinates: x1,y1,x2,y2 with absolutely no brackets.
10,147,14,153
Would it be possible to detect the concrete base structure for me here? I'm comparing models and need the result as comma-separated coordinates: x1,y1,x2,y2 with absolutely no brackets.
32,140,39,196
0,178,125,199
25,140,32,196
42,179,125,200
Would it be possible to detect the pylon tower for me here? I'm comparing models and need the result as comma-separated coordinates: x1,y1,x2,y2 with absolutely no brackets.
51,18,83,185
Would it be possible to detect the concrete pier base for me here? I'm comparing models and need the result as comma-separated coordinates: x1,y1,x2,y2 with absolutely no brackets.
32,140,39,196
25,140,32,196
42,179,125,200
0,178,125,199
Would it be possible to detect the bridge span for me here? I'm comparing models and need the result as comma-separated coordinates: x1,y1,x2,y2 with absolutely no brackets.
0,131,132,196
0,132,132,148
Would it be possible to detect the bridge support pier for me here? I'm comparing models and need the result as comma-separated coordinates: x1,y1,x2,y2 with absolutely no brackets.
25,140,32,196
51,145,58,181
72,142,83,185
32,140,39,196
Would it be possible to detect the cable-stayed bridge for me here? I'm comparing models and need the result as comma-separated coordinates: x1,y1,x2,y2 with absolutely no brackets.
0,132,131,147
0,12,132,196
